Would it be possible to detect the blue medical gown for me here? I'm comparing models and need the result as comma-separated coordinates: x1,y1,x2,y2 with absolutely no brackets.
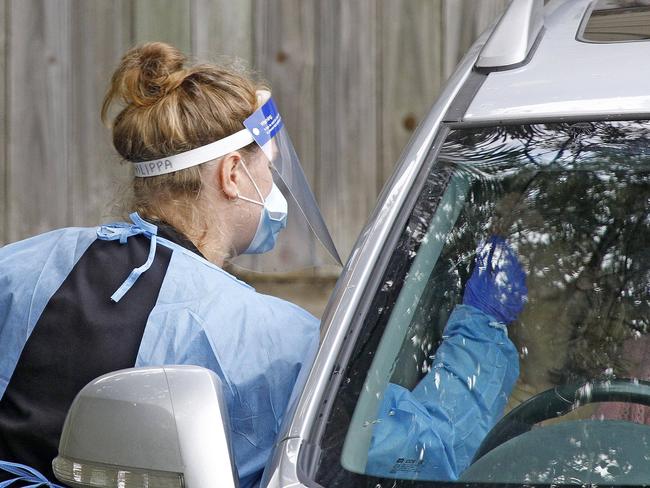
0,225,319,488
366,305,519,480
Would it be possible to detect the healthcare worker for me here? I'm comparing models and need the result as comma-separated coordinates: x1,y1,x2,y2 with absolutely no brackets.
0,42,340,488
367,236,527,480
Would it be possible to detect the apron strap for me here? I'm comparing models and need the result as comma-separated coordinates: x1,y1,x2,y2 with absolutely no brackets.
96,212,159,303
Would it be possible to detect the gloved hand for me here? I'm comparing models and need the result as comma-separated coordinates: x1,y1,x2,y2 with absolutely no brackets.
462,236,527,324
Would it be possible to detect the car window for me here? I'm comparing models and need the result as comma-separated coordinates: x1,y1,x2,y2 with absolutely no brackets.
579,0,650,43
311,120,650,487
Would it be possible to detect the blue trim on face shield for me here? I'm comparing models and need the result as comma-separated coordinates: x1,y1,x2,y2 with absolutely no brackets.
244,96,284,147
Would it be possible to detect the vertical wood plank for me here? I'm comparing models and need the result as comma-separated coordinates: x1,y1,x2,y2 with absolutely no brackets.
317,0,380,262
191,0,253,63
133,0,191,55
443,0,509,78
380,0,444,188
252,0,320,267
69,1,133,226
0,0,6,244
442,0,467,77
7,0,73,241
253,0,317,192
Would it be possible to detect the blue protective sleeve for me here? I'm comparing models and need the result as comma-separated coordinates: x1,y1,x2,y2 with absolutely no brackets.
366,305,519,480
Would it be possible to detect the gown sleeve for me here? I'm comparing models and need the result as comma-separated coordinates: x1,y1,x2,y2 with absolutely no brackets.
365,304,519,480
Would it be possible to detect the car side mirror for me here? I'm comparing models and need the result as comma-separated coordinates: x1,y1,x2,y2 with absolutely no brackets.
52,365,238,488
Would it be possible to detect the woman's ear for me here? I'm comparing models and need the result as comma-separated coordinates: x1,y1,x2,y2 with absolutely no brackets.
218,152,242,199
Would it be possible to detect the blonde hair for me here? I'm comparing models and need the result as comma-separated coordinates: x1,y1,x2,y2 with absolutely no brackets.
101,42,264,246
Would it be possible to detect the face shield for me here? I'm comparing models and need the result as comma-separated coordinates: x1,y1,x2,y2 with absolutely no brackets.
131,90,342,272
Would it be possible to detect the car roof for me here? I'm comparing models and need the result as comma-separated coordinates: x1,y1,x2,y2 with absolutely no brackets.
462,0,650,123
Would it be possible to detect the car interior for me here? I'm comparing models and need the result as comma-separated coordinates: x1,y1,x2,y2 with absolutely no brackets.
339,125,650,484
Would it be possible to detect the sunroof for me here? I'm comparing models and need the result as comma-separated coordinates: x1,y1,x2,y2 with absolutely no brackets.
579,0,650,42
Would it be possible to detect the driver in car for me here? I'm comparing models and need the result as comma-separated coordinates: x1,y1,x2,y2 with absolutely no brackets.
366,236,527,480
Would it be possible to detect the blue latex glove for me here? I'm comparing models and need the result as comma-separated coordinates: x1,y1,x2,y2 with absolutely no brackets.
462,236,527,324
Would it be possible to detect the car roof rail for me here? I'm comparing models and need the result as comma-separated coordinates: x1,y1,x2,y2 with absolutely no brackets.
475,0,545,71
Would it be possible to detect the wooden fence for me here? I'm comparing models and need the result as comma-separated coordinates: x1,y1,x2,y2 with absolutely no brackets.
0,0,508,266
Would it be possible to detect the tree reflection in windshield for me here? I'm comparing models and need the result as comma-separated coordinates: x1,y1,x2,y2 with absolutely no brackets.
441,121,650,389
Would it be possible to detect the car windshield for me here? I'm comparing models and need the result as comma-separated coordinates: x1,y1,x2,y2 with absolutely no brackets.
312,120,650,487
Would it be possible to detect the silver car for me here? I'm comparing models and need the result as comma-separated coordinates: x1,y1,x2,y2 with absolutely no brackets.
55,0,650,486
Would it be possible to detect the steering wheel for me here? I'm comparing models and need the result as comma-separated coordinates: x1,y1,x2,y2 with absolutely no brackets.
471,378,650,464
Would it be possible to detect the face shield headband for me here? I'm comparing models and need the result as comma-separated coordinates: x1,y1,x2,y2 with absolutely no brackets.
130,90,342,269
131,92,273,178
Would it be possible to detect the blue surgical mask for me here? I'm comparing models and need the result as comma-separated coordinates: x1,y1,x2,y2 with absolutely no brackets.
237,160,288,254
244,183,288,254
